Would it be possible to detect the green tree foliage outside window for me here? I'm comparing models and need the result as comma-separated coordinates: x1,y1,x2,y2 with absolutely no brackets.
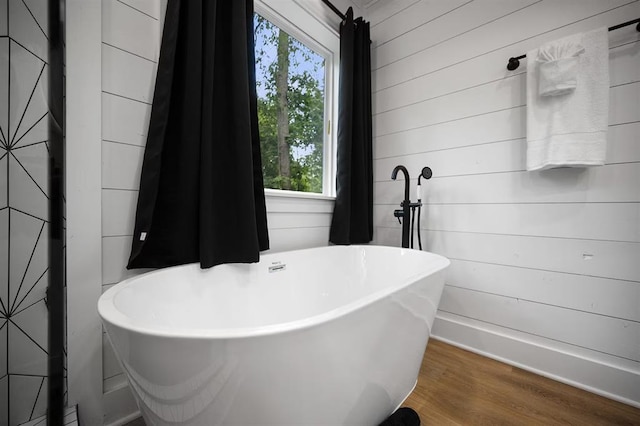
254,14,326,193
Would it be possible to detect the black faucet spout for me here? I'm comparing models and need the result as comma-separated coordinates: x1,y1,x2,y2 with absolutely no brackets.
391,165,410,203
391,165,411,248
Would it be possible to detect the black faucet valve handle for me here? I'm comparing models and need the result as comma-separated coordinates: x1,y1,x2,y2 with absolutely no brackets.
393,209,403,224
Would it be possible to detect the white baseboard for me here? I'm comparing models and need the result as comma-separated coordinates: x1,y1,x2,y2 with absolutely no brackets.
432,312,640,409
103,382,141,426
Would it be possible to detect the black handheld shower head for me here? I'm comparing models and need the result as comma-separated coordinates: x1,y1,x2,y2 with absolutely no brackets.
419,166,432,182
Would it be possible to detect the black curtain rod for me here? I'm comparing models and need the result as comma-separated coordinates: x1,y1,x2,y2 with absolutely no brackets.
322,0,346,21
507,17,640,70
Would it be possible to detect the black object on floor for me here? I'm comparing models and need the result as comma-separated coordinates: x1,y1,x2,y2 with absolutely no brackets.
379,407,421,426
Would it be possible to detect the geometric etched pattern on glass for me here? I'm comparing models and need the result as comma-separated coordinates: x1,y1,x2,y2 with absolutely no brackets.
1,0,61,424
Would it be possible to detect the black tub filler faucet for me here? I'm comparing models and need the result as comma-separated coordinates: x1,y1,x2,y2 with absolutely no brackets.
392,166,432,249
391,165,411,248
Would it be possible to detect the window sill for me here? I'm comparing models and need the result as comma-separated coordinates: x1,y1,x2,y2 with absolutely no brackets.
264,188,335,202
264,189,335,215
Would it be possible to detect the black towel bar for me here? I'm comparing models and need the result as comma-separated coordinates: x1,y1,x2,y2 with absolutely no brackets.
506,17,640,70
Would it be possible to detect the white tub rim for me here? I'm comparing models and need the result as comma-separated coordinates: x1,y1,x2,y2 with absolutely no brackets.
98,245,449,340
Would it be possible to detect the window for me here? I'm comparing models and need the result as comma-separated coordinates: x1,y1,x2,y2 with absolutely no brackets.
254,6,335,196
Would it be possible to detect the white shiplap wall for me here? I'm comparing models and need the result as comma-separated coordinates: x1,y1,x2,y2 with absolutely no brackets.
370,0,640,407
100,0,162,422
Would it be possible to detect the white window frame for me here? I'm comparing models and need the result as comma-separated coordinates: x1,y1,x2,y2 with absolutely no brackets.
255,0,339,199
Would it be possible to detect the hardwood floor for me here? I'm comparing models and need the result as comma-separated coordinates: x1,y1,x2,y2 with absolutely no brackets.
405,339,640,425
124,418,146,426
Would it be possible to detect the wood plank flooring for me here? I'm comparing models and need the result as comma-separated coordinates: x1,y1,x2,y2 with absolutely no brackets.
405,339,640,425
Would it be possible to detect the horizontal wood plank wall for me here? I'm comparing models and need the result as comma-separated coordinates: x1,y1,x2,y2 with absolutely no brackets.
100,0,162,422
368,0,640,406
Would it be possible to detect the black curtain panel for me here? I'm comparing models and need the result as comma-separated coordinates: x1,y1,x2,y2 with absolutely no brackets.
329,8,373,245
127,0,269,269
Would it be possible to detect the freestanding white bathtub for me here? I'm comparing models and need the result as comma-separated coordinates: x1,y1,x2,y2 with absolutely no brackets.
98,245,449,426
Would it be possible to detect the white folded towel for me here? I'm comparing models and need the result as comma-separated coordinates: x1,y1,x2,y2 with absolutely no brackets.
537,40,584,96
526,27,609,171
